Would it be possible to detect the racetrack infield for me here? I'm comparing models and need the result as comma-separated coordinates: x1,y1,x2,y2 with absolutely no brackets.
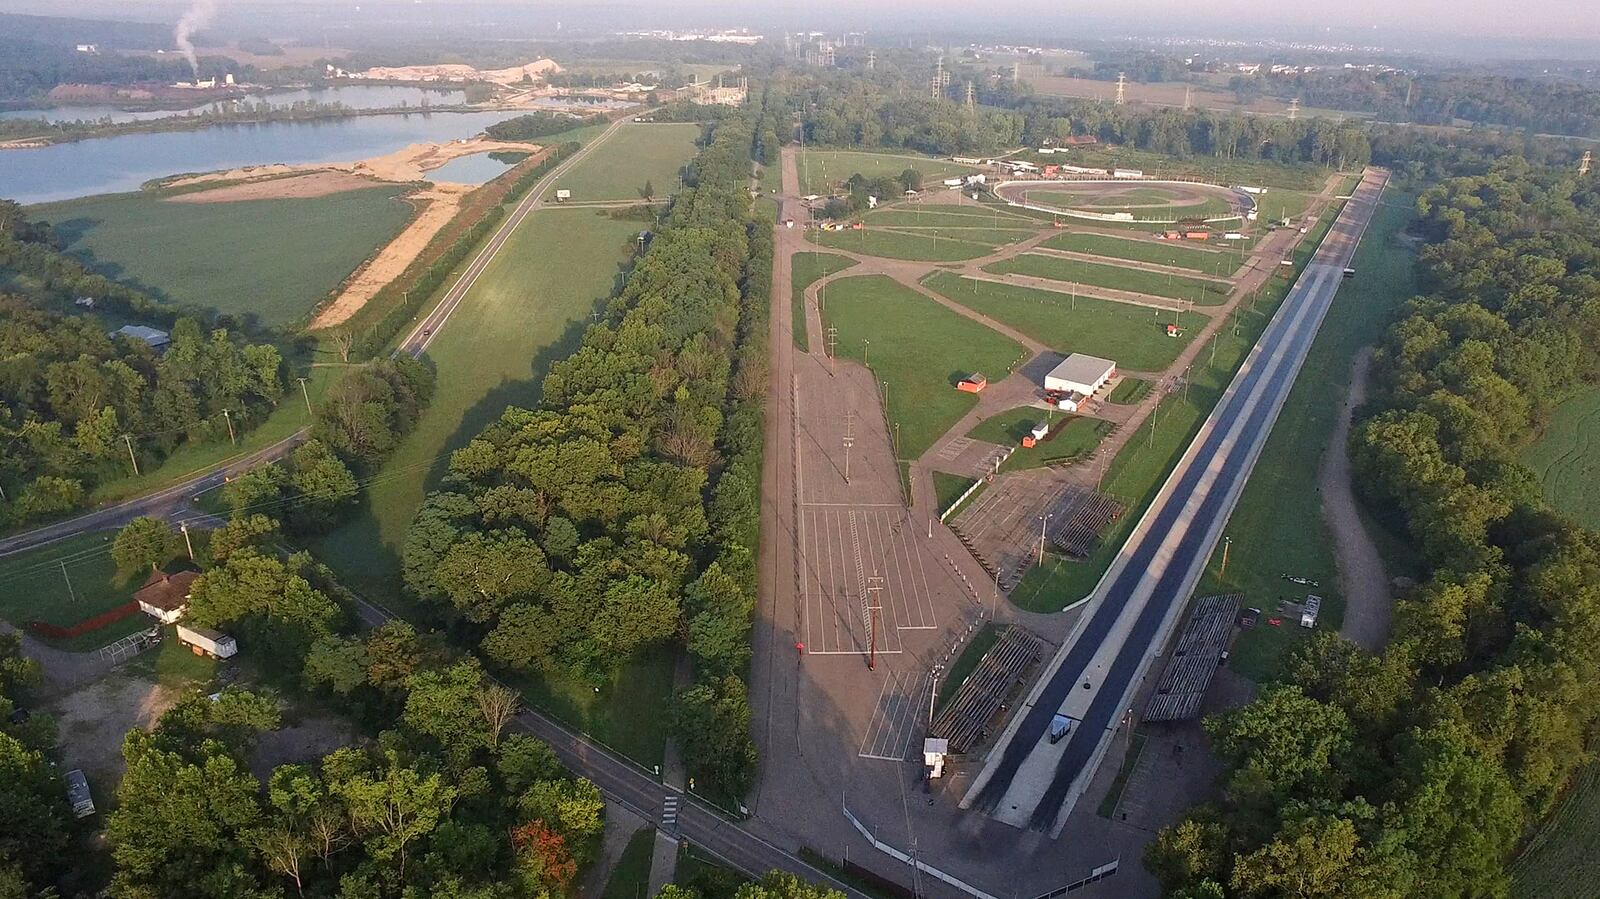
994,180,1244,224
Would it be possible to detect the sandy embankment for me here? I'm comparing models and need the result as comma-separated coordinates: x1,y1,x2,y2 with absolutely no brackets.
165,136,538,189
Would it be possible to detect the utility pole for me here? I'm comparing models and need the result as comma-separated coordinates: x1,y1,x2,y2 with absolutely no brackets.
1287,97,1300,121
1581,150,1593,177
296,376,313,415
865,574,885,671
1037,513,1053,568
1182,84,1191,110
843,410,855,484
826,326,839,373
863,338,870,367
222,409,236,446
122,434,140,476
180,521,194,561
1219,535,1233,579
60,561,77,604
1114,72,1127,106
867,50,876,72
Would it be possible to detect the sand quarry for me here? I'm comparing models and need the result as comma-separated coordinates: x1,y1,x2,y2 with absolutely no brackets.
160,136,547,329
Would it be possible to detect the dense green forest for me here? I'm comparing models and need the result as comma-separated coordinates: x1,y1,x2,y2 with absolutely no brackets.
399,112,767,796
1149,159,1600,896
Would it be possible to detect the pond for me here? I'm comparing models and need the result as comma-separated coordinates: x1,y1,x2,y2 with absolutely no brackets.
426,151,523,185
5,110,522,204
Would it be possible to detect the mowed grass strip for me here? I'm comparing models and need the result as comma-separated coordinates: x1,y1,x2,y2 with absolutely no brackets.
790,252,856,351
1042,232,1232,274
820,275,1025,460
1254,189,1316,223
550,122,700,201
1522,386,1600,531
924,271,1201,371
314,210,644,598
933,471,978,513
808,227,996,262
969,407,1112,470
864,206,1040,229
1106,377,1152,405
986,253,1229,305
795,149,971,195
33,185,415,329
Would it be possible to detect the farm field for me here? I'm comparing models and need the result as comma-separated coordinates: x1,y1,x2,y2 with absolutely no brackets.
924,272,1203,371
1042,231,1234,274
313,208,642,600
1522,386,1600,531
968,407,1112,469
0,531,148,651
1510,762,1600,899
985,253,1230,304
820,274,1026,461
795,149,973,196
790,252,856,351
1198,195,1419,679
549,122,700,201
807,227,1004,262
32,185,415,329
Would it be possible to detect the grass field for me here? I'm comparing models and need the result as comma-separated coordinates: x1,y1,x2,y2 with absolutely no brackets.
790,252,856,352
33,185,415,329
0,531,150,651
985,254,1230,305
820,275,1026,462
1107,377,1151,405
1024,187,1235,220
1523,386,1600,531
551,122,701,202
1193,195,1420,679
968,408,1112,470
1253,190,1316,224
808,227,1013,262
795,149,972,196
314,209,640,600
864,204,1041,230
924,272,1202,372
1510,762,1600,898
934,471,978,514
603,827,658,899
1030,144,1331,192
1041,232,1233,274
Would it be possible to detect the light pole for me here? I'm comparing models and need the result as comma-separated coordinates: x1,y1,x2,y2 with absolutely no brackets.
1037,513,1053,569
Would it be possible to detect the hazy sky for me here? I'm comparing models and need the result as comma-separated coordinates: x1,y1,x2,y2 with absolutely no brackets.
11,0,1600,53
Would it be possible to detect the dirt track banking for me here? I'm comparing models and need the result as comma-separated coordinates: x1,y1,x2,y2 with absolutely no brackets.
962,168,1389,835
398,116,629,358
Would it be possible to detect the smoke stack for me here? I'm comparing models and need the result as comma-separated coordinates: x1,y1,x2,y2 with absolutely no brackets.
175,0,218,77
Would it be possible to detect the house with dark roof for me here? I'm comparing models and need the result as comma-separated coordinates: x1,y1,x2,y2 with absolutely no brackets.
134,570,198,624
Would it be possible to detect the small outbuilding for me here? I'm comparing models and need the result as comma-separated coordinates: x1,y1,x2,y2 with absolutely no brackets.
957,373,987,393
111,325,171,350
135,570,198,625
1044,354,1116,397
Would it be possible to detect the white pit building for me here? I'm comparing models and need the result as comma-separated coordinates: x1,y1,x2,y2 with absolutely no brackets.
1045,353,1117,396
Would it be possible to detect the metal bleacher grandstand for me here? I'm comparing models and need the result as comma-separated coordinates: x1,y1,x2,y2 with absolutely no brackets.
1144,593,1242,722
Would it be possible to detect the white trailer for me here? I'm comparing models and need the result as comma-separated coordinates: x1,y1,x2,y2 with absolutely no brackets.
65,769,95,818
1300,595,1322,628
1112,168,1144,179
177,623,238,659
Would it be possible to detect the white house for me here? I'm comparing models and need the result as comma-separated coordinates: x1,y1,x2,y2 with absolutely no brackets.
1045,353,1116,396
135,570,198,625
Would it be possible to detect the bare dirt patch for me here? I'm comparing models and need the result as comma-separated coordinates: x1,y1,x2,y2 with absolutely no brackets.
250,712,364,780
166,170,391,204
48,675,180,785
165,137,542,191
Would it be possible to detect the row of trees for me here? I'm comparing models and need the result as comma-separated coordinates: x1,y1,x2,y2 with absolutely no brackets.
1149,159,1600,895
0,298,286,527
398,113,765,795
791,69,1024,155
0,633,73,896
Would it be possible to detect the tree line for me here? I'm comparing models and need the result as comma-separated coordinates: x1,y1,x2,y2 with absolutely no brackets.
1148,158,1600,896
0,297,285,527
398,112,766,797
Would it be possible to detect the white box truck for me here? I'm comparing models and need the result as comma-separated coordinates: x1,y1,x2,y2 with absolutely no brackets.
177,623,238,659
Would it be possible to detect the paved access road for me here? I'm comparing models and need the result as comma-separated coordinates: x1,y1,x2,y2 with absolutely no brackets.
963,168,1389,835
0,430,305,559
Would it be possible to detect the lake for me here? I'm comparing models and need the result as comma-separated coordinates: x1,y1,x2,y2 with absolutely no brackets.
5,110,521,204
426,151,523,185
0,85,470,125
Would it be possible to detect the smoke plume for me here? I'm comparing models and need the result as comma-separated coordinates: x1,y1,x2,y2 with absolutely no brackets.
175,0,217,77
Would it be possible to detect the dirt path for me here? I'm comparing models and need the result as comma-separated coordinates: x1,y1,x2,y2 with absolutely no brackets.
0,621,112,696
309,182,474,329
1323,347,1393,650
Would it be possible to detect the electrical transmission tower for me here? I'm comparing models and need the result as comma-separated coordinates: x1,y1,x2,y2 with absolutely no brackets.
1183,84,1191,110
965,80,975,110
1012,60,1021,84
1115,72,1127,105
931,58,950,100
1287,97,1300,121
1582,150,1593,177
867,50,876,71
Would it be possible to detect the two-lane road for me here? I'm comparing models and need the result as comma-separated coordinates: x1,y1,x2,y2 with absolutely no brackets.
963,168,1389,835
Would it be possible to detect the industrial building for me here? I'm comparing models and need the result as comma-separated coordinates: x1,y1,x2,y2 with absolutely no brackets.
1044,353,1116,396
